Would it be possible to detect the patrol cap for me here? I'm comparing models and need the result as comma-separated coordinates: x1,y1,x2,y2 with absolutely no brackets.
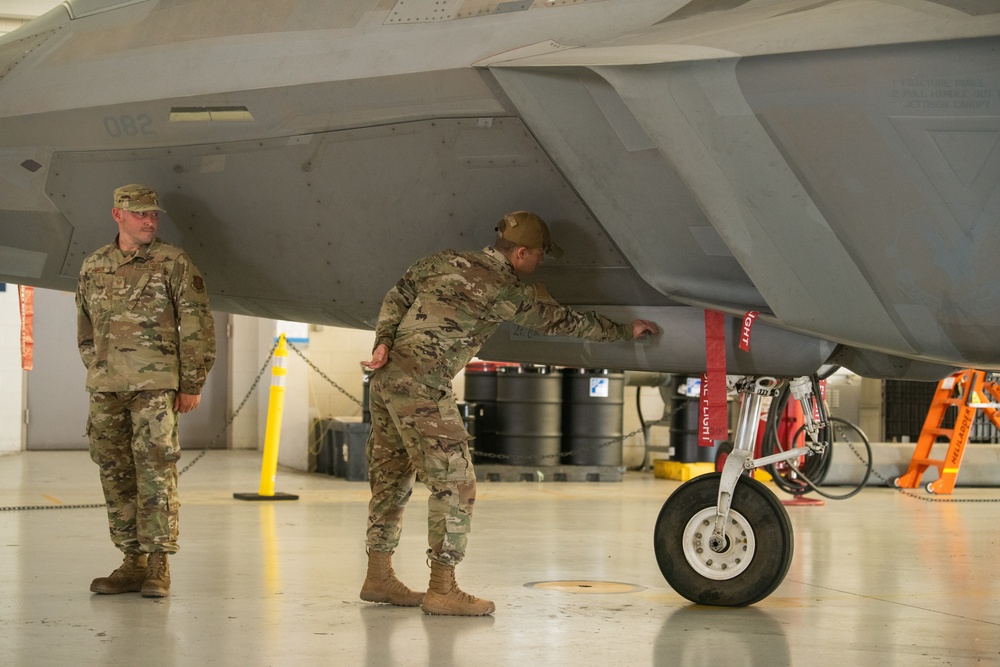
496,211,564,258
113,184,165,213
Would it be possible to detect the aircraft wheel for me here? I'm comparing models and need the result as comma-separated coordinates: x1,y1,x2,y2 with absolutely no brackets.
653,473,794,606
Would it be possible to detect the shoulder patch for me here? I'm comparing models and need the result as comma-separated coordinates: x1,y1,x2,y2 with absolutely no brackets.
192,276,205,292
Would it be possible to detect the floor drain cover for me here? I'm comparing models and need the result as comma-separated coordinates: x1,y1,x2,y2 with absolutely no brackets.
527,580,644,594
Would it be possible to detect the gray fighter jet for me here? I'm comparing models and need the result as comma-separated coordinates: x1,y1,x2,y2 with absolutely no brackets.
1,0,997,605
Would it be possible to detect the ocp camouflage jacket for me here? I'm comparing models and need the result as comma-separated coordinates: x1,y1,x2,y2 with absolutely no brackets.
76,237,216,394
373,246,631,389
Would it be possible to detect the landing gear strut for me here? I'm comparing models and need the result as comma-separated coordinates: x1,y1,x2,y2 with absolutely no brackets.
653,376,828,606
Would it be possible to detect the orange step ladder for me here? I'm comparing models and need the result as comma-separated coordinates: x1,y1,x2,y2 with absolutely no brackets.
896,369,1000,494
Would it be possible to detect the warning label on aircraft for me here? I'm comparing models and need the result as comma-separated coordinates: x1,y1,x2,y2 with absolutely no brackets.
890,78,994,111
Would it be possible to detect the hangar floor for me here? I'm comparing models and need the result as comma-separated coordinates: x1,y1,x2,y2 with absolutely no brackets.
1,450,998,666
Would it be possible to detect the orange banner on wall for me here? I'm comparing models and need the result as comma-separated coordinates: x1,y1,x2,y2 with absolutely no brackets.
18,285,34,371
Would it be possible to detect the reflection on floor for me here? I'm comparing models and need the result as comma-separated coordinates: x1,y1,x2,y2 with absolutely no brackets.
1,450,998,666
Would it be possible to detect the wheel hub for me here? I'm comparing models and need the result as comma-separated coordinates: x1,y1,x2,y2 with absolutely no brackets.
682,507,755,580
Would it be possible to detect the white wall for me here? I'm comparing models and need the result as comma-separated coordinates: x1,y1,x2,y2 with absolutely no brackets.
0,286,25,453
0,3,63,36
229,315,267,451
305,324,376,421
0,2,61,21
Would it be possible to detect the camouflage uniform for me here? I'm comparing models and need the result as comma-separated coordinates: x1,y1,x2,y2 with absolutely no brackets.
367,246,631,565
77,234,215,555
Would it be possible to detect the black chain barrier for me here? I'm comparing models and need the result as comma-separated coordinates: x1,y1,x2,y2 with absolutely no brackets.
15,338,987,511
4,340,644,511
873,462,1000,503
0,341,279,512
472,426,646,464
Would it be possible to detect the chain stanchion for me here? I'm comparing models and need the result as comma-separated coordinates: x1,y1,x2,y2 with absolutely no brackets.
235,334,299,501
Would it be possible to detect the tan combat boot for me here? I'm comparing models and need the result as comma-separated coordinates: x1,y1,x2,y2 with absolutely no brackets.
141,552,170,598
421,560,495,616
360,550,424,607
91,552,148,594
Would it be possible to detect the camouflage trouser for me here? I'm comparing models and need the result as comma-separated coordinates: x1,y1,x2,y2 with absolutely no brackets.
366,369,476,565
88,390,181,554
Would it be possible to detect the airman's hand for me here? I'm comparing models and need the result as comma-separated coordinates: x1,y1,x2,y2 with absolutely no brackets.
175,392,202,414
362,344,390,370
631,319,660,340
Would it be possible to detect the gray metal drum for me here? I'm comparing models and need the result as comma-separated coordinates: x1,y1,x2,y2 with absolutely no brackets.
463,361,517,461
496,365,562,465
562,369,625,466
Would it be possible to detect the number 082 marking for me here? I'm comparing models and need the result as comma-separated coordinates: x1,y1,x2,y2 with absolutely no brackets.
103,114,154,137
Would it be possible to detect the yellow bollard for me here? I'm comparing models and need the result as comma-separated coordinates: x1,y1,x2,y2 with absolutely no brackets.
234,333,299,501
258,333,288,496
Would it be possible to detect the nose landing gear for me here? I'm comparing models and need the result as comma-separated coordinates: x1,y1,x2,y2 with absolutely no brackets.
653,375,828,606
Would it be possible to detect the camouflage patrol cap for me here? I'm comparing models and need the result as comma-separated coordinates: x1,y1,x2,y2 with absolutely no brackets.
113,184,165,213
496,211,564,258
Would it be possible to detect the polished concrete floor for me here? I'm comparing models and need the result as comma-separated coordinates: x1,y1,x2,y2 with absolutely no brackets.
1,450,998,667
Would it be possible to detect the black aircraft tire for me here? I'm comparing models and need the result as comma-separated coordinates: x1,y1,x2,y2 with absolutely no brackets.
653,473,794,607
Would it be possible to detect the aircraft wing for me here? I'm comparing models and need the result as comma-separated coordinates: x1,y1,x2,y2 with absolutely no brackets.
0,0,997,379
